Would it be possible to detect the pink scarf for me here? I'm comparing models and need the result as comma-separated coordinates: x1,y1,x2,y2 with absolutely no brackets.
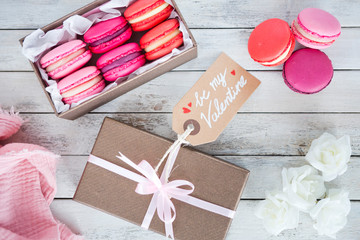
0,107,82,240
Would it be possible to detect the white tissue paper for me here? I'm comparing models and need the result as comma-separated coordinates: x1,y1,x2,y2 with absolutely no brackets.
22,0,193,113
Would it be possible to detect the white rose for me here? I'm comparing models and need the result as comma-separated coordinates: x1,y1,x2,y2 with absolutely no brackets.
305,133,351,181
310,189,351,239
255,191,299,235
282,165,326,212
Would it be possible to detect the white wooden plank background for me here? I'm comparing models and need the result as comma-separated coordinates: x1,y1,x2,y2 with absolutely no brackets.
1,0,359,239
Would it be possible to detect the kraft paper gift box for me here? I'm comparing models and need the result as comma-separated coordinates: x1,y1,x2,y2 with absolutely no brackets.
19,0,197,120
74,117,249,240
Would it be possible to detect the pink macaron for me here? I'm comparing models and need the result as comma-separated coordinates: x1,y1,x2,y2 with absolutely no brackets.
84,16,132,54
40,40,92,80
96,43,146,82
283,48,333,94
291,8,341,49
57,66,105,104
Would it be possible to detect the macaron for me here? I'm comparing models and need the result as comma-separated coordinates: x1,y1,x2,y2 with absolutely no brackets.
140,19,183,61
57,66,105,104
248,18,295,67
124,0,173,32
40,40,92,80
283,48,333,94
84,16,132,54
292,8,341,49
96,43,146,81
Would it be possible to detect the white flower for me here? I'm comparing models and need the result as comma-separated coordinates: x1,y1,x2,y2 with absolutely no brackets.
282,165,326,212
255,191,299,235
310,189,351,239
305,133,351,181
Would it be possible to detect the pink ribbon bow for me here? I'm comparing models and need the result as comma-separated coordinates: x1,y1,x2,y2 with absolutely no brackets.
134,161,194,223
88,144,235,239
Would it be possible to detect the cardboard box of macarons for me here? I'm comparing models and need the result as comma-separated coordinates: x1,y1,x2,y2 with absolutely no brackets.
20,0,197,120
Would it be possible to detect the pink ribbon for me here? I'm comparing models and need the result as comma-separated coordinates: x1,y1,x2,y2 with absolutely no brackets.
88,145,235,239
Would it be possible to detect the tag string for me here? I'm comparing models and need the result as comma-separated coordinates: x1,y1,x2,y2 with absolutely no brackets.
155,124,194,178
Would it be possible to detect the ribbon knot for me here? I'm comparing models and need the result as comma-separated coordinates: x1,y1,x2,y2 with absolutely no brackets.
128,159,195,226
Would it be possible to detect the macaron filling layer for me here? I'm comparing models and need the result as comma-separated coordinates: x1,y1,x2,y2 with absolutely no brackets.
62,80,105,104
61,75,103,98
261,42,292,66
101,51,143,73
46,48,86,72
129,3,169,24
293,19,334,44
89,24,131,47
40,41,87,68
103,55,146,81
144,28,181,52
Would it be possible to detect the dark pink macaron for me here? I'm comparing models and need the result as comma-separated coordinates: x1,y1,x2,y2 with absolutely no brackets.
283,48,333,94
84,16,132,54
96,43,146,81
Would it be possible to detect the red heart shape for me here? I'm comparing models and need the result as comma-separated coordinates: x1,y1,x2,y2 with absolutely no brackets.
188,102,192,107
182,107,191,113
231,70,236,76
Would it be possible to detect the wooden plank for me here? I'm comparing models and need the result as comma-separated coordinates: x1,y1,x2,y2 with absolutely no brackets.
1,70,360,113
56,156,87,199
1,0,360,29
1,113,359,156
4,28,360,72
0,30,33,71
50,199,360,239
56,155,360,200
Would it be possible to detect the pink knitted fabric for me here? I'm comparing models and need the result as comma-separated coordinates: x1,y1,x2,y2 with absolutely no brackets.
0,107,83,240
0,144,83,240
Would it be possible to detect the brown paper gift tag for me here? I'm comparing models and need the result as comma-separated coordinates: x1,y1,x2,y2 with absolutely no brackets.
173,53,261,146
74,117,249,240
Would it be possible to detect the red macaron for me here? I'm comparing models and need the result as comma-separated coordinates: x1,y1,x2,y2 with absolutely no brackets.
124,0,173,32
248,18,295,67
84,16,132,54
140,19,183,61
